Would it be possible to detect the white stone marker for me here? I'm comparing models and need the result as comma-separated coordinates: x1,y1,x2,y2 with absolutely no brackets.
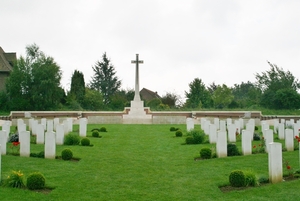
67,118,73,132
53,118,60,131
2,122,10,141
242,130,252,155
281,119,285,124
28,118,34,131
216,131,227,158
19,131,30,157
47,120,54,132
0,131,7,155
31,120,38,135
204,121,210,135
17,119,24,128
278,123,285,140
226,118,232,126
239,118,244,129
200,118,206,130
41,118,47,130
273,119,279,133
265,129,274,153
186,118,194,132
214,118,220,130
63,120,69,135
228,124,236,143
0,144,1,181
268,142,282,184
293,123,299,138
234,120,240,134
56,124,64,145
18,123,26,134
220,120,226,132
79,118,87,137
45,131,56,159
209,124,217,144
36,124,45,144
285,129,294,151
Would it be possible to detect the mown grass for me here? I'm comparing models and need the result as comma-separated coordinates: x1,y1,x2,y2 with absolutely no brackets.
0,124,300,201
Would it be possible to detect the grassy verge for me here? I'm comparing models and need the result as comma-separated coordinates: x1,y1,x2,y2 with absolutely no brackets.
0,124,299,200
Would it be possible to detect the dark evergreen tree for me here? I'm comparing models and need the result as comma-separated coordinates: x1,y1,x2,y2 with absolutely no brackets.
90,52,121,105
70,70,85,104
185,78,212,108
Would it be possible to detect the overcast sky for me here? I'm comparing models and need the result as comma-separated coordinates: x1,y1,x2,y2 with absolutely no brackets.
1,0,300,99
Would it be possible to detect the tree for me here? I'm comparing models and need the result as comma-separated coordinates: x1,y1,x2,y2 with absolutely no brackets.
212,84,233,109
109,88,134,110
81,88,104,111
161,92,180,108
185,78,212,108
5,44,63,110
90,52,121,105
255,61,300,109
231,81,261,108
70,70,85,104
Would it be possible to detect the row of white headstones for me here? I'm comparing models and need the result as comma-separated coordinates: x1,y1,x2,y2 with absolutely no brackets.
186,117,300,183
0,117,88,157
0,117,88,182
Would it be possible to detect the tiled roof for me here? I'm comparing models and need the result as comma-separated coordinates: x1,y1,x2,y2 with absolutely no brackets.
140,88,161,101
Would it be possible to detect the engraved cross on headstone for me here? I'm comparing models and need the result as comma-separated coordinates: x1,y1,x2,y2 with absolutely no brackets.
131,54,143,101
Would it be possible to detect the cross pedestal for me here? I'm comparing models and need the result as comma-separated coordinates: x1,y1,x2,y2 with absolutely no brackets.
123,54,152,124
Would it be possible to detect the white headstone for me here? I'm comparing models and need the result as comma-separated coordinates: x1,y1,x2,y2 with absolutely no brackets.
214,118,220,130
0,144,1,181
67,118,73,132
36,124,45,144
216,131,227,158
41,118,47,130
220,120,226,132
239,118,244,129
45,131,56,159
63,120,69,135
209,124,217,144
18,123,26,134
293,123,299,138
28,118,34,131
19,131,30,157
226,118,232,126
79,118,87,137
285,129,294,151
204,121,210,135
53,118,60,131
281,119,285,124
200,118,206,130
278,123,285,140
24,112,31,118
56,124,64,145
2,122,10,141
265,129,274,153
47,120,54,132
31,120,38,135
268,142,282,184
0,131,7,155
186,118,194,132
242,130,252,155
17,119,24,128
273,119,279,134
228,124,236,143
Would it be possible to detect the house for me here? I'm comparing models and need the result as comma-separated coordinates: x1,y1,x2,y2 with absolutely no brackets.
140,88,161,101
0,46,16,91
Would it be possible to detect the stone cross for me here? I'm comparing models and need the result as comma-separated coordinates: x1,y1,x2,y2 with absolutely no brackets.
131,54,143,101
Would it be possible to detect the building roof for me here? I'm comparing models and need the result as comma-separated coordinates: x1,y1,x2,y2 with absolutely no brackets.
0,46,16,72
140,88,161,101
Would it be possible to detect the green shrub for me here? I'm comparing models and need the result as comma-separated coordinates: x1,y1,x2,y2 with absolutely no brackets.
186,129,205,144
64,133,80,145
3,170,25,188
30,151,45,158
100,127,107,132
255,126,258,131
61,148,73,160
227,143,240,156
257,175,269,184
229,170,246,187
200,148,212,159
92,131,100,137
26,172,45,190
253,133,261,141
244,170,258,187
170,127,176,131
175,130,183,137
81,137,90,146
185,136,194,144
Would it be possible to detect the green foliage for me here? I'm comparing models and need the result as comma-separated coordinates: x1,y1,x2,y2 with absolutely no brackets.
61,148,73,160
185,129,205,144
253,133,261,141
212,84,234,109
92,131,100,137
30,151,45,158
146,98,162,109
64,133,80,145
81,137,90,146
170,127,176,131
256,61,300,109
7,133,19,142
81,88,104,110
5,44,63,110
70,70,85,104
161,92,179,108
100,127,107,132
3,170,25,188
26,172,46,190
175,130,183,137
257,175,269,184
90,52,121,105
185,78,212,108
227,143,240,156
200,148,212,159
244,170,258,187
229,170,246,187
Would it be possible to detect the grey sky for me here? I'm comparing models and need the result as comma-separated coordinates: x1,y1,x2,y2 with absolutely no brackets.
1,0,300,99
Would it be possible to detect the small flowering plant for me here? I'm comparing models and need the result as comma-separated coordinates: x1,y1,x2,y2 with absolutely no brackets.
9,141,20,155
284,160,294,178
3,170,26,188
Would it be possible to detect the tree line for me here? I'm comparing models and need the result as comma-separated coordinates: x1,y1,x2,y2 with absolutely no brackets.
1,44,300,112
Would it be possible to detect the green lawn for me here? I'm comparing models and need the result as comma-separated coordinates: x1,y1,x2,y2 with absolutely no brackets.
0,124,299,201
